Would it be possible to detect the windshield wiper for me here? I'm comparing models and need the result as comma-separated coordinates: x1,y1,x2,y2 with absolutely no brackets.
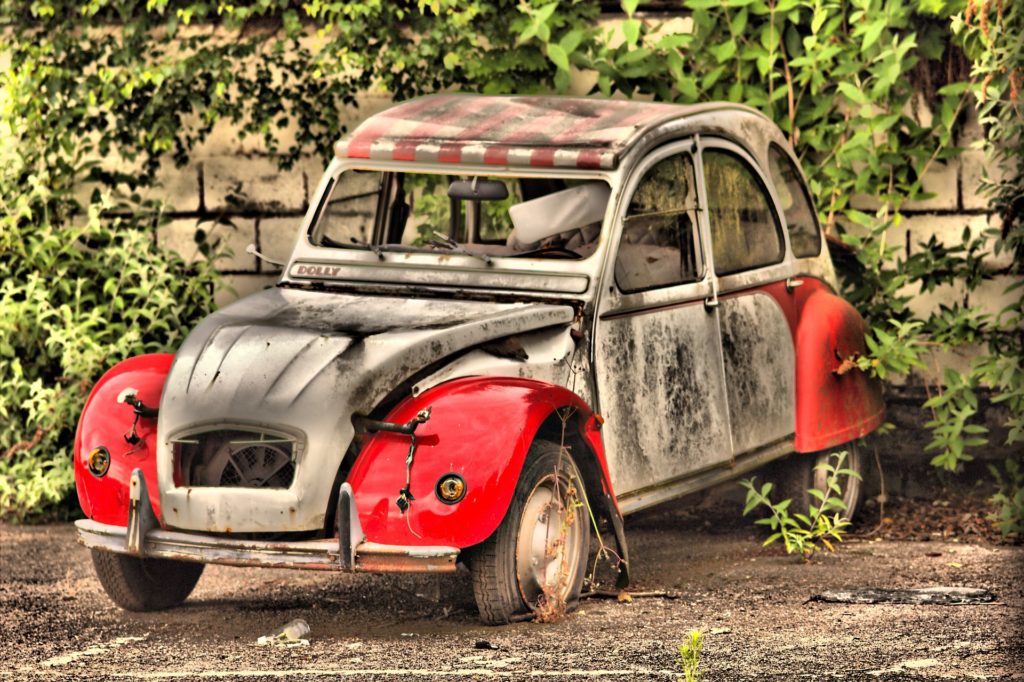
350,237,384,260
429,230,493,266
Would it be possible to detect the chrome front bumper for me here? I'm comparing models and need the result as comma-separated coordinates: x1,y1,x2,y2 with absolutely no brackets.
76,469,458,574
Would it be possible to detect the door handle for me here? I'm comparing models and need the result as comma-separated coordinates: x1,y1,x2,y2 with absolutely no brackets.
704,296,719,310
786,277,804,292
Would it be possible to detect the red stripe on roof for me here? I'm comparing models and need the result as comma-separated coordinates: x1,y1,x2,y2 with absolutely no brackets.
390,96,491,162
527,103,633,167
481,104,585,165
346,96,458,158
575,149,606,169
435,104,526,164
335,95,713,170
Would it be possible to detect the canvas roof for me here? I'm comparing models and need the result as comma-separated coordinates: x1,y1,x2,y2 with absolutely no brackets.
333,94,740,171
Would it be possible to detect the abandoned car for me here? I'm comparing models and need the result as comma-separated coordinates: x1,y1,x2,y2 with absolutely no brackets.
75,95,884,624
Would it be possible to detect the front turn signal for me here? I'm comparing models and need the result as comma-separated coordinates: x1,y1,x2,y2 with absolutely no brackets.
87,446,111,478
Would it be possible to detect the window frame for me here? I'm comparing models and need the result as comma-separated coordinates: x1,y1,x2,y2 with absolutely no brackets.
767,142,823,259
612,146,706,296
699,141,787,279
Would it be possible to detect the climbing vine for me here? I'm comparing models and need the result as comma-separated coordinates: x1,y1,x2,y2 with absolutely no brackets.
0,0,1020,528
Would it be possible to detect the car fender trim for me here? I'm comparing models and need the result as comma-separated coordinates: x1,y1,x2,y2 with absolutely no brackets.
345,377,625,556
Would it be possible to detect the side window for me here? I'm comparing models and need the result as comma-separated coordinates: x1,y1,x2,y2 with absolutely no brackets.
768,145,822,258
704,150,784,275
615,152,701,293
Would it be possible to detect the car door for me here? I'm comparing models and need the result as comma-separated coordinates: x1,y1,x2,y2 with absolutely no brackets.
593,141,733,499
699,139,796,456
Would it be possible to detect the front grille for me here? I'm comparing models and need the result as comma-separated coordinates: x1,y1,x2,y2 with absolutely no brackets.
174,429,296,489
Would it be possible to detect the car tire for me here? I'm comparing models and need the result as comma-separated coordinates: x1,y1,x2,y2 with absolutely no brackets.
772,440,865,521
470,440,590,625
91,549,204,611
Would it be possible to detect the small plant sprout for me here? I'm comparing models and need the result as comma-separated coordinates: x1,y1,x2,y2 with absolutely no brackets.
676,629,704,682
740,451,862,561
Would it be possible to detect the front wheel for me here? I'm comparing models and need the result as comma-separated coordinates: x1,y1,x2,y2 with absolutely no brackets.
470,440,590,625
773,441,866,521
91,549,204,611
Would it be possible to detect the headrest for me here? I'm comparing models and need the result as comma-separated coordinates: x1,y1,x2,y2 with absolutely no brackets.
507,182,610,247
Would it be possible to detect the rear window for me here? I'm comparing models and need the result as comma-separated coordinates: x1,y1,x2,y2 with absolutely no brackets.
768,144,822,258
704,150,784,276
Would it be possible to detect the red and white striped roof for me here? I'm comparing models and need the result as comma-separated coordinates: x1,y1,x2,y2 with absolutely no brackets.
333,95,688,171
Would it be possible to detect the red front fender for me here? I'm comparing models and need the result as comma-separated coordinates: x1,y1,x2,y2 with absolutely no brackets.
346,377,616,549
74,354,172,526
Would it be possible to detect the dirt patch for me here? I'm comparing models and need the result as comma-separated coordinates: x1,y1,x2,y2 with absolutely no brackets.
1,494,1021,681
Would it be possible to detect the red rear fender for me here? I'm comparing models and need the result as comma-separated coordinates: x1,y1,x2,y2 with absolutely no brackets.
346,377,616,548
74,354,173,526
794,289,885,451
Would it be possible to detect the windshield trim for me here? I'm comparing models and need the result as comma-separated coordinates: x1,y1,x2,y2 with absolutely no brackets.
305,159,615,257
281,158,622,299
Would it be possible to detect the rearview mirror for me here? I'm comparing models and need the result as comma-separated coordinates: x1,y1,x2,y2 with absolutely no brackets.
448,179,509,201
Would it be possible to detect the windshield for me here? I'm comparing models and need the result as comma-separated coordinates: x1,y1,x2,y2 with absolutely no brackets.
310,170,610,260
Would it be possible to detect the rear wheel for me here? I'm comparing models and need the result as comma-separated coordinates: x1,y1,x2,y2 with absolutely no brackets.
91,549,204,611
471,440,590,625
773,441,865,520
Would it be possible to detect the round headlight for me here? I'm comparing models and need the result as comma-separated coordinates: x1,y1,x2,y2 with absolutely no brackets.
435,474,466,504
87,446,110,478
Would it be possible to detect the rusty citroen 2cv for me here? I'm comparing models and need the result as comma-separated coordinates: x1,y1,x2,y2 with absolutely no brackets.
75,95,884,624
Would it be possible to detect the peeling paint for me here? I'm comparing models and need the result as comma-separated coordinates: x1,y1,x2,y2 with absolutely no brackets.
718,293,795,454
595,302,732,495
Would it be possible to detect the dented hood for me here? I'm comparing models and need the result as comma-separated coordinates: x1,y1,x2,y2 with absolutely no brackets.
156,286,574,532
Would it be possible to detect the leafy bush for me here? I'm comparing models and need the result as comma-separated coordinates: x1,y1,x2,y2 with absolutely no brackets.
740,452,861,560
0,71,223,519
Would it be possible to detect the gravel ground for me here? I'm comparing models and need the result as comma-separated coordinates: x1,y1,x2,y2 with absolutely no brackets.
1,494,1021,681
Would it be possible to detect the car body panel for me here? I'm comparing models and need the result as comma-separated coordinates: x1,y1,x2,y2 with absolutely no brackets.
75,354,171,526
717,291,796,455
156,286,574,532
793,287,885,451
346,376,607,548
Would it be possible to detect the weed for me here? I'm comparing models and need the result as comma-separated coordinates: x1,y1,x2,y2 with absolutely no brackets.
988,458,1024,539
676,629,704,682
740,451,861,561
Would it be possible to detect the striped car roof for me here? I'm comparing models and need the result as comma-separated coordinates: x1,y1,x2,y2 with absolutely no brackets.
333,95,704,171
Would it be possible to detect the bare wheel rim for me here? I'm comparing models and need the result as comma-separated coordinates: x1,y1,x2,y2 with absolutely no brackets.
813,444,861,516
514,471,584,608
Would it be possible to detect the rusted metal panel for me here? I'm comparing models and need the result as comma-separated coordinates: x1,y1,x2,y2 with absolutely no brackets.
594,299,733,495
717,292,796,455
75,519,459,573
334,95,765,171
355,542,458,573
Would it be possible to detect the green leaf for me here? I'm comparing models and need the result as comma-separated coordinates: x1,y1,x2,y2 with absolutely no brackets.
622,19,641,46
861,19,886,51
709,40,737,63
837,81,868,105
547,44,570,73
